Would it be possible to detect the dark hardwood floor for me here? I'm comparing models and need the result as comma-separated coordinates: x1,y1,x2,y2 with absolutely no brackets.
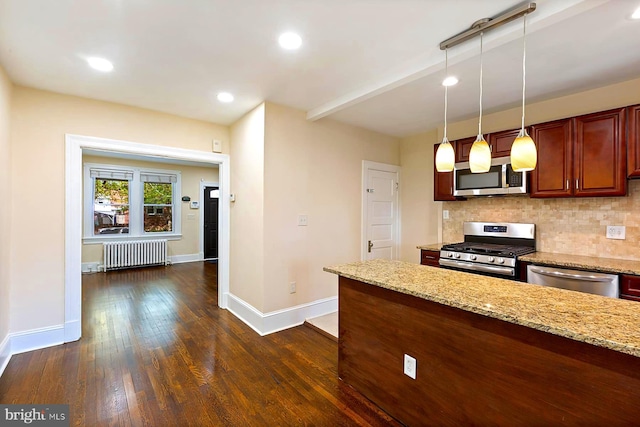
0,262,400,426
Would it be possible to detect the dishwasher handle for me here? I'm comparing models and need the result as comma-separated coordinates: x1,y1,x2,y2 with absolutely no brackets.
528,266,615,283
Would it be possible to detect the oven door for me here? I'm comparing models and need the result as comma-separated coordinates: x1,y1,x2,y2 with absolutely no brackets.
439,258,515,278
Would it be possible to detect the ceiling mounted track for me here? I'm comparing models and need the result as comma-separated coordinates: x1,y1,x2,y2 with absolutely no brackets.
440,2,536,50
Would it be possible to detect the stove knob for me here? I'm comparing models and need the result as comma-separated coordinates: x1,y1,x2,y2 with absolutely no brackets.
448,252,454,258
488,257,495,263
455,253,461,259
497,258,505,264
470,255,477,260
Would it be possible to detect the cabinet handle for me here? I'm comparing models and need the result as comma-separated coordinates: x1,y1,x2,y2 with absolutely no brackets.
576,179,579,190
566,179,569,189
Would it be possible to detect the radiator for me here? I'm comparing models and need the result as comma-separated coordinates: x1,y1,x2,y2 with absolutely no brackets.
103,239,168,271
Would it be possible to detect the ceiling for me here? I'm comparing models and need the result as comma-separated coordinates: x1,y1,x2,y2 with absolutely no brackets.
1,0,639,138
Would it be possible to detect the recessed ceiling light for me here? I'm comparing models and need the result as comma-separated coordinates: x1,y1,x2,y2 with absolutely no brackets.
442,76,459,87
217,92,234,103
632,6,640,19
87,57,114,72
278,32,302,50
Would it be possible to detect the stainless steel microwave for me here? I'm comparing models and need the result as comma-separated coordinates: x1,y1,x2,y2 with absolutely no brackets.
454,156,527,197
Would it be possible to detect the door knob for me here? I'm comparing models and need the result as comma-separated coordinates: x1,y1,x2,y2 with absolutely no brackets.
368,240,373,253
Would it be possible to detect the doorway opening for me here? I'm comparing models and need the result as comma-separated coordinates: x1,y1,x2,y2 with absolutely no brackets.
65,134,230,343
203,185,219,260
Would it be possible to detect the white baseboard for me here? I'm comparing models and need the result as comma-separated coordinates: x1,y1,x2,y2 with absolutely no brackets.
64,320,81,343
227,293,338,336
0,333,10,378
168,253,202,264
10,324,65,355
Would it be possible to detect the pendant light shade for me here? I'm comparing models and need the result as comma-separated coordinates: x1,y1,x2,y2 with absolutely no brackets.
510,13,537,172
435,48,455,172
435,138,455,171
469,31,491,173
511,129,537,171
470,135,492,173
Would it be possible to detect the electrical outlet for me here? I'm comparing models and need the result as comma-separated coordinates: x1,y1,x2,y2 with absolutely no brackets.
289,282,296,294
606,225,626,240
403,354,416,379
443,210,449,220
298,215,308,226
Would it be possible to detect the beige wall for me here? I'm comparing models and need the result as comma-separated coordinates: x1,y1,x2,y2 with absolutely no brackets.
263,102,400,312
0,65,12,343
10,87,228,333
81,155,219,264
399,129,440,263
439,77,640,259
229,103,265,310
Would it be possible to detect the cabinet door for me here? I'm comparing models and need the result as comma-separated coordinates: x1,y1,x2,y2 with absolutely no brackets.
434,144,456,201
454,136,480,163
420,250,441,267
620,274,640,301
627,105,640,178
530,119,573,198
574,108,626,197
488,129,520,158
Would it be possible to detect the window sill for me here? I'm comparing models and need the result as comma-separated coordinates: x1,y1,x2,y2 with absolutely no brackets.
83,234,183,245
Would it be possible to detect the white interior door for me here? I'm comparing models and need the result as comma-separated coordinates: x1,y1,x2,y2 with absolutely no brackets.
363,162,400,260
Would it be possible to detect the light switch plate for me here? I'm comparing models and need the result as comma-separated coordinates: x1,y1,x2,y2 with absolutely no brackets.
212,139,222,153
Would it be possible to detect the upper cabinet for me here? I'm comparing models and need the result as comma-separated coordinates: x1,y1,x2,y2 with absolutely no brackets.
454,131,515,163
627,104,640,178
530,108,626,198
488,129,520,158
530,119,573,197
433,144,457,201
574,108,626,196
454,136,480,163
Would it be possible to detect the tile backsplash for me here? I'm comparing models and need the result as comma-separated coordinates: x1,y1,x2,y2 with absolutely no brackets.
443,180,640,261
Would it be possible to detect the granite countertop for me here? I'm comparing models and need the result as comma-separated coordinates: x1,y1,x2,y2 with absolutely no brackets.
521,252,640,276
416,243,445,251
324,259,640,358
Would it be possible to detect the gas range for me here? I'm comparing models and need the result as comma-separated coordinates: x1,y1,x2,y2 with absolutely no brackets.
440,222,536,278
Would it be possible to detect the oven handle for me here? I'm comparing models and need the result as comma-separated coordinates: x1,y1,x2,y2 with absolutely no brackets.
439,259,515,276
528,266,614,282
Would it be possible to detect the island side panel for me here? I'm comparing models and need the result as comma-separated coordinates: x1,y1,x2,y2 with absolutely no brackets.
338,276,640,426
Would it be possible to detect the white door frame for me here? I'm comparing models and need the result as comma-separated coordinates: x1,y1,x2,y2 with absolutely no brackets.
361,160,401,261
65,134,231,342
199,180,219,260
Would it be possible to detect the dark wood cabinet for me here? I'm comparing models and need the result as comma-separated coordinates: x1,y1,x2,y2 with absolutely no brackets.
420,249,440,267
455,131,515,163
454,135,484,163
433,144,457,201
488,128,520,158
530,108,626,198
530,119,573,197
575,108,626,196
620,274,640,301
627,104,640,178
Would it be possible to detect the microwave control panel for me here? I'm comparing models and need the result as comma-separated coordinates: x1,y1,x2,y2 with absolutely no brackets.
506,165,523,187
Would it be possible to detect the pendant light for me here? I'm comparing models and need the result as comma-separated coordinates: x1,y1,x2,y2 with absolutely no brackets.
469,31,491,173
510,13,537,171
435,48,455,172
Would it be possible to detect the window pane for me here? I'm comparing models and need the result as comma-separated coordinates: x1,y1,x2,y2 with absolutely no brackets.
144,206,172,232
94,179,129,235
144,182,172,204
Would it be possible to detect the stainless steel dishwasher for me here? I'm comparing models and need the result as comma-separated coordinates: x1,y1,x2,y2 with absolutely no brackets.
527,265,619,298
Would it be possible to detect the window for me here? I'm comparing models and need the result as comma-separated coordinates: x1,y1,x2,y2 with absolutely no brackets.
84,164,181,240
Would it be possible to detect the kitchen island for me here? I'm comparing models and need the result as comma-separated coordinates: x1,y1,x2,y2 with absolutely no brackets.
325,259,640,425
